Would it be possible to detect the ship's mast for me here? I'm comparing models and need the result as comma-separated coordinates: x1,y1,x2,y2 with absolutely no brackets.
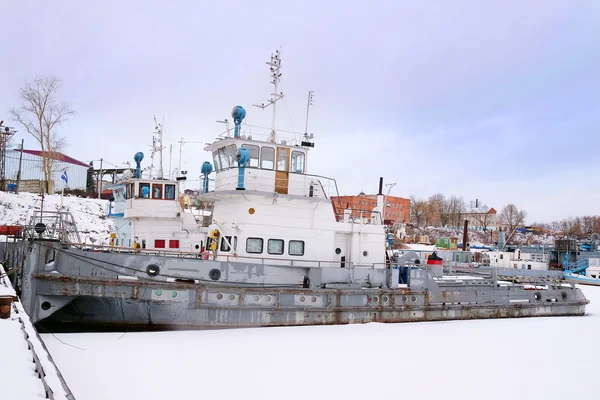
152,115,165,179
253,49,284,143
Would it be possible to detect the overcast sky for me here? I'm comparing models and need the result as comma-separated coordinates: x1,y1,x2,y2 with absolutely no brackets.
2,1,599,223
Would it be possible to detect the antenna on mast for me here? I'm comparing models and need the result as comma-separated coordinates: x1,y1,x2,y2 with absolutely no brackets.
152,115,165,179
253,49,284,143
304,90,314,135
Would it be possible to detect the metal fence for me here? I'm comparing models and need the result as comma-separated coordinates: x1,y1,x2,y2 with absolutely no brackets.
2,151,87,193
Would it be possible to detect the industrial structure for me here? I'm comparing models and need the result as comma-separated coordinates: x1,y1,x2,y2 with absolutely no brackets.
332,193,410,225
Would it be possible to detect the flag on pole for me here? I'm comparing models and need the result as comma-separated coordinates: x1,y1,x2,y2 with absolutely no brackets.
61,170,68,185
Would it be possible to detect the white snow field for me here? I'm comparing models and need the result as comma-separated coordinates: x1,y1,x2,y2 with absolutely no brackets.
42,286,600,400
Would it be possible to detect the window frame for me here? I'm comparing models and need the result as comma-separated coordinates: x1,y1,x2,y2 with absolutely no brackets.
242,144,260,168
267,239,284,255
155,239,165,248
169,239,180,249
246,237,264,254
291,151,305,173
220,236,238,252
152,184,163,199
260,147,275,170
139,183,150,198
165,184,176,200
288,240,305,256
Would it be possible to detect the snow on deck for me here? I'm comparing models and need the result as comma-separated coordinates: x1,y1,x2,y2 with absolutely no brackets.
41,286,600,400
0,265,74,400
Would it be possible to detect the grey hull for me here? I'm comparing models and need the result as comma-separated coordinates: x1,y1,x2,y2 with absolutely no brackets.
8,239,590,331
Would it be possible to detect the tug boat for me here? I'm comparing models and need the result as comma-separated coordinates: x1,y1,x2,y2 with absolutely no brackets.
9,51,588,330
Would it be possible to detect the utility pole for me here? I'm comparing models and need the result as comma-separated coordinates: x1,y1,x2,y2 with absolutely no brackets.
97,158,103,199
15,139,24,194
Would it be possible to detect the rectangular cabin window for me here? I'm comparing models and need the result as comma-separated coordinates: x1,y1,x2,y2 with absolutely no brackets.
155,239,165,248
169,240,180,249
220,236,237,252
289,240,305,256
139,183,150,198
152,184,163,199
276,148,288,171
246,238,264,254
267,239,284,255
218,147,230,169
165,184,176,200
291,151,305,173
226,144,237,166
242,144,260,167
261,147,275,169
212,151,221,171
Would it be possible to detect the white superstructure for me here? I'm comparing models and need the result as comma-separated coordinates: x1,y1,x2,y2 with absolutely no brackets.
107,50,388,269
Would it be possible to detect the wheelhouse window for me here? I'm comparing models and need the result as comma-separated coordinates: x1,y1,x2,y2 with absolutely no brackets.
246,237,264,254
267,239,284,255
261,147,275,169
217,144,237,170
165,184,176,200
220,236,237,252
212,151,221,171
289,240,305,256
139,183,150,198
242,144,260,167
276,148,288,171
291,151,305,173
152,184,162,199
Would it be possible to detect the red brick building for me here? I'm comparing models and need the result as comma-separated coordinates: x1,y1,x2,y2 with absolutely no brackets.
332,192,410,225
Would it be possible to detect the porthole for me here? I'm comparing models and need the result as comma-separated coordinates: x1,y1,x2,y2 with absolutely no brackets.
254,295,260,302
335,248,341,255
373,296,379,303
411,295,417,302
41,301,51,311
300,296,306,303
383,295,390,303
363,251,368,257
216,293,223,300
311,296,317,303
229,294,236,301
534,292,542,301
266,295,273,302
402,295,409,302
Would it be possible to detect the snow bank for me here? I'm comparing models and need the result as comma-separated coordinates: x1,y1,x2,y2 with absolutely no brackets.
0,191,113,243
1,264,74,399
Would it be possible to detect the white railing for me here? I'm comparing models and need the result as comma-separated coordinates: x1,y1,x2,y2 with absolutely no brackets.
209,168,339,199
217,124,305,146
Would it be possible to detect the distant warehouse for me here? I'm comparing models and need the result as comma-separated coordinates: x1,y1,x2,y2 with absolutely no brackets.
4,149,89,193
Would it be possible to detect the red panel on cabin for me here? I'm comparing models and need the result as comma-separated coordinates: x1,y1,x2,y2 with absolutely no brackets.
154,240,165,248
169,240,180,249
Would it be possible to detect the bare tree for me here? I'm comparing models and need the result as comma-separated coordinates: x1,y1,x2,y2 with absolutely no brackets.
429,193,452,227
448,196,466,227
471,204,494,232
499,204,527,241
410,196,427,228
10,76,74,194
